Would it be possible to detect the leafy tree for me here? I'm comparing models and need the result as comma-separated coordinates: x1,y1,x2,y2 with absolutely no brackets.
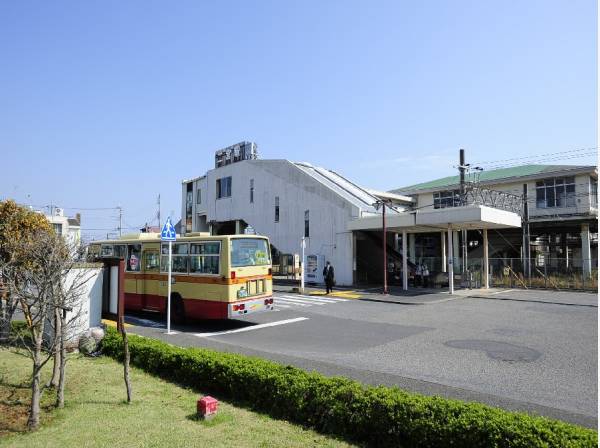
0,200,53,342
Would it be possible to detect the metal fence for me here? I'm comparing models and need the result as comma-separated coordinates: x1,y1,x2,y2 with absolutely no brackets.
488,257,598,291
408,257,598,291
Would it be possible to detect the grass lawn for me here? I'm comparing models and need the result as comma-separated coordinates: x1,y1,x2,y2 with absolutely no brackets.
0,348,356,447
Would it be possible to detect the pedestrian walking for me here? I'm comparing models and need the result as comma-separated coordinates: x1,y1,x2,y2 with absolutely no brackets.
323,261,335,294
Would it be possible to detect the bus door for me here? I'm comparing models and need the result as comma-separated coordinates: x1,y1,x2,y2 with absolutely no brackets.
142,248,161,310
159,243,190,310
125,244,143,310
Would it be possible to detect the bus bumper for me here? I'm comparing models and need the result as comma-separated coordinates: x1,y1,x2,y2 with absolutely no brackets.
228,295,274,318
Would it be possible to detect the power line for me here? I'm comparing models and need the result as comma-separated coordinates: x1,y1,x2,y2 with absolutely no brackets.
471,146,598,167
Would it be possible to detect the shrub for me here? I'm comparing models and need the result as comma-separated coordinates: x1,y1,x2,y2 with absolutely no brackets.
101,327,597,448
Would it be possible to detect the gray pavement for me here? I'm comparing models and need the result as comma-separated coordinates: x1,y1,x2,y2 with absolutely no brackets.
123,288,598,428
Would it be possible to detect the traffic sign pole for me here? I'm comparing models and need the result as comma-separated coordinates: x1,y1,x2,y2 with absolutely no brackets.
167,240,173,334
161,216,176,335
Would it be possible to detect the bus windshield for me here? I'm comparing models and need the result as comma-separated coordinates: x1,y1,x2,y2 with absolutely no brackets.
230,238,270,267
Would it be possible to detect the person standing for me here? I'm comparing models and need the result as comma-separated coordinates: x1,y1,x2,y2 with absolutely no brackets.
323,261,335,294
415,263,422,287
422,264,430,288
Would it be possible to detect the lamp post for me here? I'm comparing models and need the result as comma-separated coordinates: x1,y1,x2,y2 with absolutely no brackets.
373,199,389,295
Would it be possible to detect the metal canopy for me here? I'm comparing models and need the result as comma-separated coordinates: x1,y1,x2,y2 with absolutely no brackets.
347,205,522,233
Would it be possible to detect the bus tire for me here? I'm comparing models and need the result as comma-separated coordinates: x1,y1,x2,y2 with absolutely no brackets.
171,293,186,324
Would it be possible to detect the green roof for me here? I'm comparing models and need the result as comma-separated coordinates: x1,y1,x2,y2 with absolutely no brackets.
391,164,595,194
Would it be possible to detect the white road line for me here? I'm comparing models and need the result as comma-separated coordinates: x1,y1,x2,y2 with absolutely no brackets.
491,289,516,295
193,317,309,337
277,297,326,305
274,303,292,308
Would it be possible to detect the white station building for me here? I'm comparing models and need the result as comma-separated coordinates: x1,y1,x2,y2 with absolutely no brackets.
181,142,523,288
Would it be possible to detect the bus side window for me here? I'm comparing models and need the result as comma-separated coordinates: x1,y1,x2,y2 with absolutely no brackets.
144,250,159,271
114,245,127,259
100,245,114,257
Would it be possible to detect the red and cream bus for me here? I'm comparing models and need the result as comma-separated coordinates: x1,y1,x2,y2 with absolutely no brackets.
88,232,274,320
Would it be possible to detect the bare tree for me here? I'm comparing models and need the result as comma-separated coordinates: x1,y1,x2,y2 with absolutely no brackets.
53,250,93,408
5,231,92,429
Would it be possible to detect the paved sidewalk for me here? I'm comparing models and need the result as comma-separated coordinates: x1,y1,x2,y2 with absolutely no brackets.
274,282,598,307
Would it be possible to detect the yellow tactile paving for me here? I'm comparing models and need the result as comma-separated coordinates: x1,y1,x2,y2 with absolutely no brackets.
308,290,361,299
101,318,132,328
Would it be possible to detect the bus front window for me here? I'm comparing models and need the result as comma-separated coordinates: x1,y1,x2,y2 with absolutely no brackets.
231,239,270,267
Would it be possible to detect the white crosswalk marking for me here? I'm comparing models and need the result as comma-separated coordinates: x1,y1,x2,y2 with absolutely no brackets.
277,297,324,305
273,293,350,310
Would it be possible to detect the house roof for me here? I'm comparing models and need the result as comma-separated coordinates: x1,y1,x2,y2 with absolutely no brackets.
391,164,597,194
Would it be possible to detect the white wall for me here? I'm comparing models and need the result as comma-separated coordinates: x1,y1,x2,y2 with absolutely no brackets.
44,266,104,348
183,160,359,285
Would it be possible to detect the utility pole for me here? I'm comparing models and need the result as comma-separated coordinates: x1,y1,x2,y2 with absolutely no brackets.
118,206,122,237
458,149,468,274
157,194,161,229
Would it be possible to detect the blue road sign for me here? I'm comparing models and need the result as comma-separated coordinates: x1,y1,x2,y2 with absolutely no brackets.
161,217,177,241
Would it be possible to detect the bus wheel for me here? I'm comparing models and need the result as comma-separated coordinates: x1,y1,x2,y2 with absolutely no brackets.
171,294,186,324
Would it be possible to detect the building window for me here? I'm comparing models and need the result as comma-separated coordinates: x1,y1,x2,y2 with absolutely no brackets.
186,183,193,232
591,179,598,209
304,210,309,237
52,223,63,235
536,177,575,208
433,190,460,209
216,176,232,199
196,188,201,204
275,196,280,222
250,179,254,203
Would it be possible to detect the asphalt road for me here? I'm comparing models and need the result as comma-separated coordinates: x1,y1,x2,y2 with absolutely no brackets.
123,288,598,428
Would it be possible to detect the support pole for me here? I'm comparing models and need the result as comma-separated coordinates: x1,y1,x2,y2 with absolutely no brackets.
166,240,173,334
441,231,447,273
483,228,489,289
409,234,416,263
301,236,306,293
402,231,408,291
581,223,591,277
453,230,460,269
448,227,454,294
382,202,388,294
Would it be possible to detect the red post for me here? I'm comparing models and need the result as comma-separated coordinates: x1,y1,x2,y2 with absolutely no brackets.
383,202,388,295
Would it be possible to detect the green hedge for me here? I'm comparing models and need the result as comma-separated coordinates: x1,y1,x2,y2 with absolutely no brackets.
101,327,597,447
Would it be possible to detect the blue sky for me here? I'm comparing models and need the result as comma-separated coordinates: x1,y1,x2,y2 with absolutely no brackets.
0,1,597,240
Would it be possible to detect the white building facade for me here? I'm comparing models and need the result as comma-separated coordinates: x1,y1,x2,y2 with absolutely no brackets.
181,149,412,286
45,208,81,248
